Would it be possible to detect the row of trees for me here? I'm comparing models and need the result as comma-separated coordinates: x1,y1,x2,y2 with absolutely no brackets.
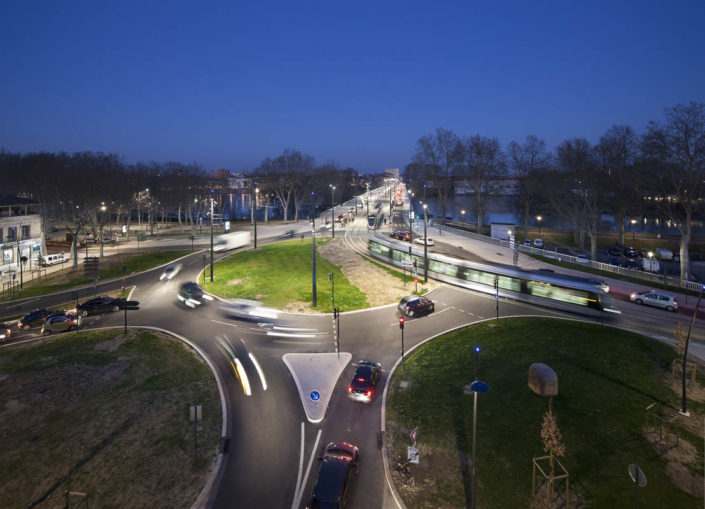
406,102,705,280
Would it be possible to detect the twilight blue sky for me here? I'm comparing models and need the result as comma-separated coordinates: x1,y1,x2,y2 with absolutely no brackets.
1,0,704,172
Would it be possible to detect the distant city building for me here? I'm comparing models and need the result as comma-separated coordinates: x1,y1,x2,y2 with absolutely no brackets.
0,195,43,272
384,168,400,179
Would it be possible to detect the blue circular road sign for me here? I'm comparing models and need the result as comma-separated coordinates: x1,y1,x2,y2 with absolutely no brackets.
310,390,320,402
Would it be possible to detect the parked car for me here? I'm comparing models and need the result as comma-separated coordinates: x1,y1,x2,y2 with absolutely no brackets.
73,297,125,318
641,257,660,273
177,282,214,308
656,248,674,261
413,237,434,246
607,246,621,257
629,290,678,312
608,256,621,266
310,442,359,508
624,246,639,258
521,239,532,246
347,361,382,403
0,323,11,341
622,259,641,270
398,295,435,317
41,315,78,335
533,239,544,249
575,254,589,264
101,237,115,245
17,309,54,330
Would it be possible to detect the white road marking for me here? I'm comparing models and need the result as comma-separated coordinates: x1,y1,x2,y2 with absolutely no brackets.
266,331,317,338
248,352,267,391
292,422,305,507
293,429,322,509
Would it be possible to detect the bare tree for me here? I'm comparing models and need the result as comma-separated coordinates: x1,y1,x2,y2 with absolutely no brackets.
640,102,705,280
412,128,461,219
508,135,549,238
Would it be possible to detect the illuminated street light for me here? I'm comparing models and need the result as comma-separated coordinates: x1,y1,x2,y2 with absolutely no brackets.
630,218,637,241
423,204,428,283
536,215,542,236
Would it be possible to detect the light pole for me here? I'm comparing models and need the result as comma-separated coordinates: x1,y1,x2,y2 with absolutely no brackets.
99,204,107,258
254,188,259,249
461,209,466,222
536,215,542,237
366,182,370,219
209,193,214,282
470,346,490,509
681,284,705,416
330,185,336,239
423,204,428,283
630,218,637,241
311,209,317,308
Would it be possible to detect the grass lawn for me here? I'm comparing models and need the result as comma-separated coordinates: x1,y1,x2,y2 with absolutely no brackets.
0,329,221,508
2,250,191,302
386,318,703,508
202,239,368,312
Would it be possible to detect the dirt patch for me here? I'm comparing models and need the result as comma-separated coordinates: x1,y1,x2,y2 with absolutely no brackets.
317,239,438,307
644,425,704,498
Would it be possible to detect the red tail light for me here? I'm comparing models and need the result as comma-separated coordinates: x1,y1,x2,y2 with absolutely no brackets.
347,385,352,393
18,322,23,328
366,389,373,397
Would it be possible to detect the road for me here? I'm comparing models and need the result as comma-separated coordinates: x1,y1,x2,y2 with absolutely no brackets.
2,193,704,508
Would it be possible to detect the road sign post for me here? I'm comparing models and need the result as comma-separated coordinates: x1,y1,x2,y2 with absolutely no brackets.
399,316,405,372
628,464,646,508
190,405,202,466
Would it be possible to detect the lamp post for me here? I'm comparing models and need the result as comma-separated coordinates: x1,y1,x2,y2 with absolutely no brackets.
311,209,317,308
209,193,214,282
681,284,705,416
536,215,542,237
470,346,491,509
254,188,259,249
630,218,637,241
99,204,107,258
461,209,466,222
423,204,428,283
330,185,336,239
366,182,370,218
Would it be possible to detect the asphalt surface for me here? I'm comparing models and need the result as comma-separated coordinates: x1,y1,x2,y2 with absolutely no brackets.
2,190,705,509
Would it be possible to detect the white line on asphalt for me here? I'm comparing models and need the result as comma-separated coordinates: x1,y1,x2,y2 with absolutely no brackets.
294,429,322,509
292,422,305,508
248,352,267,391
266,331,317,338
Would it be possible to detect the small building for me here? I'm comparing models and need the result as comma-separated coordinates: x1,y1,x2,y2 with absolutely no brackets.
0,195,43,273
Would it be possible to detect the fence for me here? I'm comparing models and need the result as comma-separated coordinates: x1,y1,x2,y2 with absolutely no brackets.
435,222,703,293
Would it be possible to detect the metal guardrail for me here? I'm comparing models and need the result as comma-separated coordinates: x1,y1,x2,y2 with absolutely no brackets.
436,222,702,292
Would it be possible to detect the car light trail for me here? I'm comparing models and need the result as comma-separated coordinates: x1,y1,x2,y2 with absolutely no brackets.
266,331,317,338
216,336,252,396
233,357,252,396
248,352,267,391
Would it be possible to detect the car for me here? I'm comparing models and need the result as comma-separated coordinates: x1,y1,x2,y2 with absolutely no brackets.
587,278,609,293
629,290,678,312
310,442,359,508
608,256,621,266
607,246,621,257
177,282,214,308
160,262,183,281
574,254,589,264
41,315,78,335
347,361,381,403
73,297,125,318
624,246,639,258
413,237,434,246
398,295,435,317
391,231,411,241
521,239,532,246
279,229,296,239
533,239,544,248
623,259,641,270
0,323,11,341
219,298,279,321
101,237,115,245
17,309,54,330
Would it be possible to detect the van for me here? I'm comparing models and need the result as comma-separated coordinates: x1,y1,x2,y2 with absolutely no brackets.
39,253,65,267
641,257,660,273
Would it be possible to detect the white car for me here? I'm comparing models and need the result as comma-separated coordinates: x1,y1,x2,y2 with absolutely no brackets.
414,237,434,246
160,263,183,280
533,239,544,248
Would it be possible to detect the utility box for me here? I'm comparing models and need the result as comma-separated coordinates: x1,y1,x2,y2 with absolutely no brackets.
528,363,558,397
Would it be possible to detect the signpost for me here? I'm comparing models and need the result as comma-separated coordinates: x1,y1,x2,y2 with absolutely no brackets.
190,405,202,466
122,300,140,333
628,464,646,508
310,390,320,402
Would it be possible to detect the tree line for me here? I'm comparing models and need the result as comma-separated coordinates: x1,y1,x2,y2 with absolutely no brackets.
406,102,705,280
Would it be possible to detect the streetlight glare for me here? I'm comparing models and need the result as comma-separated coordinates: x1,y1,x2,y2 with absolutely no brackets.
475,346,480,353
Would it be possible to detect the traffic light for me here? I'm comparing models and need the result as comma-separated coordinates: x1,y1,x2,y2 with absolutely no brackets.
413,259,417,268
493,279,497,290
399,316,405,329
414,277,418,284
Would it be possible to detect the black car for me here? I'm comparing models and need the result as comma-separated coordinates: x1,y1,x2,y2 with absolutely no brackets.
310,442,359,508
74,297,125,318
607,246,621,257
17,308,55,330
398,295,434,317
623,246,639,258
347,361,381,403
391,231,411,242
177,282,214,308
623,259,641,270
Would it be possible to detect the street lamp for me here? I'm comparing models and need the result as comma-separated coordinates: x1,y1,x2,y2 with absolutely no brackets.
630,218,637,241
423,204,428,283
330,185,336,239
311,210,317,308
470,346,491,509
210,193,214,282
461,209,466,222
254,188,259,249
99,204,107,258
366,182,370,218
536,215,542,236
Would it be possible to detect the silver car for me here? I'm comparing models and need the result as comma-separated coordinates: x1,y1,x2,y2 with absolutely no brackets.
629,290,678,312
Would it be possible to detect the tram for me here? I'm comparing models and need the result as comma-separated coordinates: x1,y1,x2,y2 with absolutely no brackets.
368,235,620,318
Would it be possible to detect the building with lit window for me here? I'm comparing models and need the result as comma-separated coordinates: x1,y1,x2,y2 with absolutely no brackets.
0,195,43,273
